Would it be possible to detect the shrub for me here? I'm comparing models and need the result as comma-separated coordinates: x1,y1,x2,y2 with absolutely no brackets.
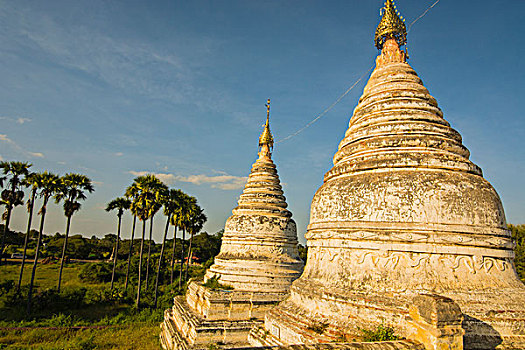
78,263,113,283
203,276,233,290
359,324,399,342
307,321,329,334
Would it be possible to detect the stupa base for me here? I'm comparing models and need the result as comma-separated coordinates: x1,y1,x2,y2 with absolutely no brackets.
256,280,525,350
160,281,288,350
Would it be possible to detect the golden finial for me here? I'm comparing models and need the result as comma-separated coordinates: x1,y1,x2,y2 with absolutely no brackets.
259,99,274,150
375,0,407,50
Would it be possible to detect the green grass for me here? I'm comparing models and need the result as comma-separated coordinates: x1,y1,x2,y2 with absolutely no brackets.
0,261,190,349
0,323,161,349
0,262,105,290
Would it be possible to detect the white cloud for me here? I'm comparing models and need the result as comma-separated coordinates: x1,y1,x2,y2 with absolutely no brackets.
0,134,44,159
0,116,32,124
28,152,44,158
129,171,247,190
114,152,124,157
17,118,31,124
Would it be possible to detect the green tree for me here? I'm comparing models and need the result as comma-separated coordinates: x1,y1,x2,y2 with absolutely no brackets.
184,205,206,281
126,174,166,308
509,224,525,282
106,197,131,290
17,172,38,290
124,217,137,289
55,173,95,293
144,181,167,290
190,231,222,264
154,188,184,307
176,193,195,289
0,161,31,263
27,171,61,315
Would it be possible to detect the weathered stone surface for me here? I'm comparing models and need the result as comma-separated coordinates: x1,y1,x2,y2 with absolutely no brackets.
160,296,263,350
405,294,464,350
254,37,525,350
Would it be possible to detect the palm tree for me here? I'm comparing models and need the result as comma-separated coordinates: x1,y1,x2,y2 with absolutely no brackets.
106,197,131,290
154,189,183,307
184,205,207,281
17,172,38,291
55,173,94,293
0,161,31,264
124,213,137,290
125,174,166,308
27,172,61,315
169,212,179,285
177,194,197,289
144,182,166,290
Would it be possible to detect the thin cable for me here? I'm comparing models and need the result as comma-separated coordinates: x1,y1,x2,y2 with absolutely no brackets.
407,0,441,33
275,0,441,144
276,66,373,144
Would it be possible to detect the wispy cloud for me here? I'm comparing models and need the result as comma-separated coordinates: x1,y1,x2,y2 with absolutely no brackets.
28,152,44,158
0,134,44,159
0,116,32,124
129,171,247,190
0,3,252,118
114,152,124,157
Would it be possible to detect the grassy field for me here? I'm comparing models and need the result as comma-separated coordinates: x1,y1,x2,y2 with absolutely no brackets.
0,261,103,290
0,261,178,349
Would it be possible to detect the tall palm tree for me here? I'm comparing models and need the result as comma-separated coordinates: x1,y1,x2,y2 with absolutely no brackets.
55,173,94,293
144,182,166,290
17,172,38,291
154,189,183,307
0,161,31,264
27,172,61,315
124,213,137,290
177,194,197,289
125,174,166,308
184,205,207,281
106,197,131,290
169,211,179,285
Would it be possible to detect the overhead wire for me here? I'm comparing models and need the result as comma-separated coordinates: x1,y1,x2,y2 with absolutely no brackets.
275,0,442,144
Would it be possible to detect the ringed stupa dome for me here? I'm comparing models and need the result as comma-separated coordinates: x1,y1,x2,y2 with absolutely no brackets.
205,99,304,293
258,1,525,349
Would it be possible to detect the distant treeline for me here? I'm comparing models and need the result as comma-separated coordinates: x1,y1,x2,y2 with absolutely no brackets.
0,225,222,264
509,224,525,281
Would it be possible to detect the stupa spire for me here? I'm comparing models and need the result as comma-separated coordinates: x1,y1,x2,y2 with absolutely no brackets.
375,0,407,50
258,98,274,159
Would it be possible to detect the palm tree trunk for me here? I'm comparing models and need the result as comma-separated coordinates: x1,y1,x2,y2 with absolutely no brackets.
178,228,186,290
27,203,47,315
145,216,154,290
110,214,122,290
154,215,170,308
57,215,72,292
17,191,35,291
170,226,177,284
184,231,194,281
125,215,136,290
0,205,13,265
136,219,146,308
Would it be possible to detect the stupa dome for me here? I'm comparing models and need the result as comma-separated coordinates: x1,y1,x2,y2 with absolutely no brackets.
206,99,304,293
254,2,525,349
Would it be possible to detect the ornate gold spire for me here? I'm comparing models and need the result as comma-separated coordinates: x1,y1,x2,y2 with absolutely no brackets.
259,98,274,150
375,0,407,50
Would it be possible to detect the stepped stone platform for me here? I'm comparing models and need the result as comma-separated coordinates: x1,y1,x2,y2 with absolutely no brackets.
160,289,264,350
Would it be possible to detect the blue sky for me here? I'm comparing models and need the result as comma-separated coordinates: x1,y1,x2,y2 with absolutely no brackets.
1,0,524,244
